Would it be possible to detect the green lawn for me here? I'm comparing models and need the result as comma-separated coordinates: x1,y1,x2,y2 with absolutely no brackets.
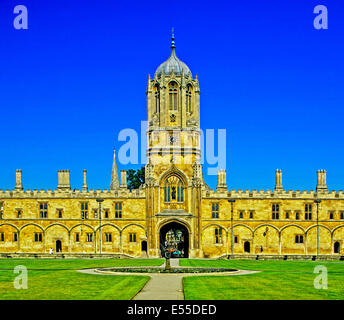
181,259,344,300
0,258,163,300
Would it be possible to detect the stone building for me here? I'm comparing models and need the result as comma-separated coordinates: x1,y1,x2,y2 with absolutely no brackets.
0,33,344,258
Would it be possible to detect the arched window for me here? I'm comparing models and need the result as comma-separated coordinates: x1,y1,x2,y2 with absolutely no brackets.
154,85,160,113
164,176,183,203
186,85,192,113
177,181,183,202
164,180,170,202
169,82,178,111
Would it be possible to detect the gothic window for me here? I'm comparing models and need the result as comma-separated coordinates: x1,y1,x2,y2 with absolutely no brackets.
57,209,63,219
154,85,160,113
13,233,18,242
104,209,109,219
305,204,312,220
129,233,137,242
169,82,178,111
164,181,171,202
164,176,183,203
0,202,3,219
329,211,334,219
239,211,244,219
285,211,290,219
341,211,344,220
39,203,48,218
295,235,304,244
16,209,22,218
249,211,254,219
75,233,80,242
295,211,300,220
0,233,4,242
86,233,93,242
115,203,122,218
212,203,219,219
105,233,112,242
234,236,238,243
34,233,42,242
215,228,223,244
177,181,183,202
81,202,88,219
272,204,279,220
186,84,192,113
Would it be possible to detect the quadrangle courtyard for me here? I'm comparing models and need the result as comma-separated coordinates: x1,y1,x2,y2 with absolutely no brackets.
0,258,343,300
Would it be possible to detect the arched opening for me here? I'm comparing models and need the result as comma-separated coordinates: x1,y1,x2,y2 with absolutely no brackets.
169,82,178,111
56,240,62,253
141,240,147,253
164,176,184,203
334,241,340,254
186,84,192,113
244,241,250,253
160,222,189,258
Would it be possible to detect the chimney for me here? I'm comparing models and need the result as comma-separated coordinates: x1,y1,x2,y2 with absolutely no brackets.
15,169,23,190
82,169,88,192
216,169,227,192
57,170,71,190
120,170,127,188
316,169,328,192
274,169,283,191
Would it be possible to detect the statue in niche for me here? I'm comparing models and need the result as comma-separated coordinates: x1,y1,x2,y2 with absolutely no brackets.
171,186,176,200
151,113,159,126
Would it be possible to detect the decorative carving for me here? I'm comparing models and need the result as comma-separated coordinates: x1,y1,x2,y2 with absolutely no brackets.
186,117,198,128
170,114,176,122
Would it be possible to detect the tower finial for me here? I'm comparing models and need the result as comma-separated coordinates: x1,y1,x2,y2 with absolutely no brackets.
171,27,175,48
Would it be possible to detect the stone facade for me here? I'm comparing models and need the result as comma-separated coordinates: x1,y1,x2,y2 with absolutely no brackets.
0,34,343,258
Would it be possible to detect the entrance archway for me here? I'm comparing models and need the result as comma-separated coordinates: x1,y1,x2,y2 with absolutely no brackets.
334,241,340,254
159,221,189,258
244,241,250,253
56,240,62,253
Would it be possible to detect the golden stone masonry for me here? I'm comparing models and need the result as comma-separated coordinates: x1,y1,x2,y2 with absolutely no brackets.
0,33,343,259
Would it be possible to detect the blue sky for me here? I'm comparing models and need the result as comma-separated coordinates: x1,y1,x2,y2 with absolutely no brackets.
0,0,343,191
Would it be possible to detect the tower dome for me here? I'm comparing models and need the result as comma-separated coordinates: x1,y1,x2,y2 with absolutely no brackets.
155,30,192,78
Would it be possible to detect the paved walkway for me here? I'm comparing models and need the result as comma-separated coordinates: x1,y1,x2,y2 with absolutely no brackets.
78,258,260,300
134,274,184,300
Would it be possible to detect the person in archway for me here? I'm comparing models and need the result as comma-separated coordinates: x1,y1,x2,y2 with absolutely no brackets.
49,248,53,255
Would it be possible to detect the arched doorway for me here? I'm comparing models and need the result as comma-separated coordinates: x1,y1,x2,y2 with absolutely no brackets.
159,221,189,258
334,241,340,254
56,240,62,253
244,241,250,253
141,240,147,253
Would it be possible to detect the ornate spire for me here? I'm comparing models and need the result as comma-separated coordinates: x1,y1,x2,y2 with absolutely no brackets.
110,149,119,190
171,27,175,48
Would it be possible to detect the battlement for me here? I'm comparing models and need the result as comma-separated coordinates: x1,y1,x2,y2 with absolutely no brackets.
0,187,145,199
203,188,344,199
